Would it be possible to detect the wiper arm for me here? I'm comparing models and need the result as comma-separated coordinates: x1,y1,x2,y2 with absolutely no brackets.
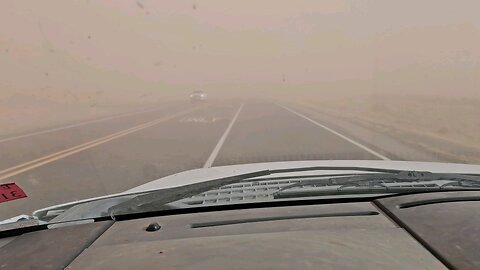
273,171,480,199
26,165,421,224
269,166,402,174
337,171,480,188
107,166,409,218
108,170,271,218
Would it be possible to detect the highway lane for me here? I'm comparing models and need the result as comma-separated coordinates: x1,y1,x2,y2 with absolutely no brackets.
213,101,383,166
0,99,434,220
0,101,240,219
0,101,197,171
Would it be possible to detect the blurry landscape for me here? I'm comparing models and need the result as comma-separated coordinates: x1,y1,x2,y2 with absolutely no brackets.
290,90,480,163
1,0,479,162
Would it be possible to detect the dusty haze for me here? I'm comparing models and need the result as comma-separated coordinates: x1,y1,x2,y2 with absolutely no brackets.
2,1,480,97
1,0,479,160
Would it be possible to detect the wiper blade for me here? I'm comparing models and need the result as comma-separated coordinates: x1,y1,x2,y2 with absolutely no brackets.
108,170,271,218
273,171,480,199
27,165,420,223
269,166,403,174
275,187,467,199
107,166,410,218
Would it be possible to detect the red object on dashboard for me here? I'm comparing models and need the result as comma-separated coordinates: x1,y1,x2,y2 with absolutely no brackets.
0,183,27,203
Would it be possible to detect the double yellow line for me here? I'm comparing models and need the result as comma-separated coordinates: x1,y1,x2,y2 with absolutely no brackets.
0,106,202,182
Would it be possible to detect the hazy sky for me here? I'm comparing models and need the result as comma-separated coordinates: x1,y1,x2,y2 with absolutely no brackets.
1,0,480,99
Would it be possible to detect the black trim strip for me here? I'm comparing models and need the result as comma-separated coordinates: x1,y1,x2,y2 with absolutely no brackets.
241,173,360,182
0,224,47,238
270,166,402,174
190,211,379,228
399,196,480,209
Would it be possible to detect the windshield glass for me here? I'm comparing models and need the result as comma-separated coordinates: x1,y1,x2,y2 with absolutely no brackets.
1,1,480,222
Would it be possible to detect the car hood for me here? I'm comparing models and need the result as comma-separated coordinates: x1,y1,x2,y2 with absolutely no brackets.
3,160,480,269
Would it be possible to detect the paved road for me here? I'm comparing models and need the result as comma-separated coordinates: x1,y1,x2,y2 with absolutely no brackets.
0,99,443,219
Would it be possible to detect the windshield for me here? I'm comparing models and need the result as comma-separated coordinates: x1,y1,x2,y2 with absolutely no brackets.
1,1,480,222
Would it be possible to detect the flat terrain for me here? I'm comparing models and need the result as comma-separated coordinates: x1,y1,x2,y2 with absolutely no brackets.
292,93,480,164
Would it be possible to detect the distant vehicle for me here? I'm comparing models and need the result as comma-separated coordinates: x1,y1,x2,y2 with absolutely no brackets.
189,90,207,102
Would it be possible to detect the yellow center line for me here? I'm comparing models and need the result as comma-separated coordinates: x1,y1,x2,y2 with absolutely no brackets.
0,110,189,175
0,106,203,182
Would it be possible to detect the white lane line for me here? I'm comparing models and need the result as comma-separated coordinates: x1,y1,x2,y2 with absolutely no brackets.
279,105,391,161
0,106,173,144
204,104,244,168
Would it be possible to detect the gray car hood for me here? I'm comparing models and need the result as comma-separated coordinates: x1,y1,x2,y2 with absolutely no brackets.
3,160,480,269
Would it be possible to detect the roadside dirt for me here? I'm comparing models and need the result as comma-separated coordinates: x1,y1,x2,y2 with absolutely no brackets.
291,93,480,164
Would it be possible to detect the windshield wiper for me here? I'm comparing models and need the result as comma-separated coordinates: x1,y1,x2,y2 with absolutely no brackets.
108,170,271,218
273,171,480,199
26,165,416,224
108,170,480,218
106,166,410,218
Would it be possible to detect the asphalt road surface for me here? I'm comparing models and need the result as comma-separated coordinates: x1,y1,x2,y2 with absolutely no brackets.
0,99,444,220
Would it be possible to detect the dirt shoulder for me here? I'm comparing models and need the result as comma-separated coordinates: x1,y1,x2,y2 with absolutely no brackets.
288,93,480,164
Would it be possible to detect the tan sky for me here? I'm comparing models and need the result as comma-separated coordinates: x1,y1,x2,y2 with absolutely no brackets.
1,0,480,101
